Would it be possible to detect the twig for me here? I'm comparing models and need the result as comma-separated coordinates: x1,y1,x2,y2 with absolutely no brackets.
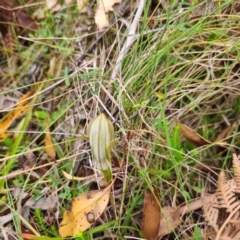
104,0,145,113
111,0,145,81
0,1,42,11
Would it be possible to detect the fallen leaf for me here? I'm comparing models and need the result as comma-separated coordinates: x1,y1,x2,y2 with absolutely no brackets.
141,186,161,240
59,188,111,237
59,160,124,237
174,117,227,147
0,90,35,142
158,206,182,239
214,121,238,142
77,0,88,13
94,0,122,30
45,118,56,161
16,12,39,35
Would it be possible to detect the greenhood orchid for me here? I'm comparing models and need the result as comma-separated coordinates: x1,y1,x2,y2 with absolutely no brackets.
87,113,115,182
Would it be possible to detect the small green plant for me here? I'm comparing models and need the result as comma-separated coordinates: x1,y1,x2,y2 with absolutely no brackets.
159,124,185,179
59,187,72,201
171,125,184,163
34,209,47,236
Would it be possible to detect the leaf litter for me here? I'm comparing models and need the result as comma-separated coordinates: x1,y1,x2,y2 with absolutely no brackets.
94,0,122,30
1,0,240,239
59,160,124,237
174,117,227,148
141,186,161,240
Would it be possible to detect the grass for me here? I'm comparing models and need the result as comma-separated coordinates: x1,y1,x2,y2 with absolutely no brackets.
1,0,240,239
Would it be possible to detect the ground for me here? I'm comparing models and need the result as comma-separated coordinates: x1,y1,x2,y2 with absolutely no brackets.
0,0,240,239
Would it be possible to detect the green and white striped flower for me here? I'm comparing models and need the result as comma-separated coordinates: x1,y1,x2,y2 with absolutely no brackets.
87,113,115,182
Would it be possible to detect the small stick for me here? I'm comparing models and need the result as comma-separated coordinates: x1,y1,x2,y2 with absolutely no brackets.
104,0,145,113
111,0,145,81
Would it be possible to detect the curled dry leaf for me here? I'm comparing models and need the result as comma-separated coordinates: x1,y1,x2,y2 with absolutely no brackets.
141,186,161,240
215,121,238,142
158,206,182,239
62,170,96,181
95,0,122,30
174,117,227,147
45,118,56,161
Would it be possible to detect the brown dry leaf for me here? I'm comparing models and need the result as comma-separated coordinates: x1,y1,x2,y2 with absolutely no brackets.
77,0,88,13
59,160,124,237
45,118,56,161
174,117,227,147
215,121,238,142
0,90,35,141
16,12,39,36
94,0,122,30
141,186,161,240
158,206,182,239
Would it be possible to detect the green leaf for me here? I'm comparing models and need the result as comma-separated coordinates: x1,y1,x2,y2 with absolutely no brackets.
52,109,66,121
193,227,203,240
59,192,69,199
34,111,50,120
155,92,164,99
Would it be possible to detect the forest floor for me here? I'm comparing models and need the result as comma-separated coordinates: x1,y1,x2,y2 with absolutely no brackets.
1,0,240,239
